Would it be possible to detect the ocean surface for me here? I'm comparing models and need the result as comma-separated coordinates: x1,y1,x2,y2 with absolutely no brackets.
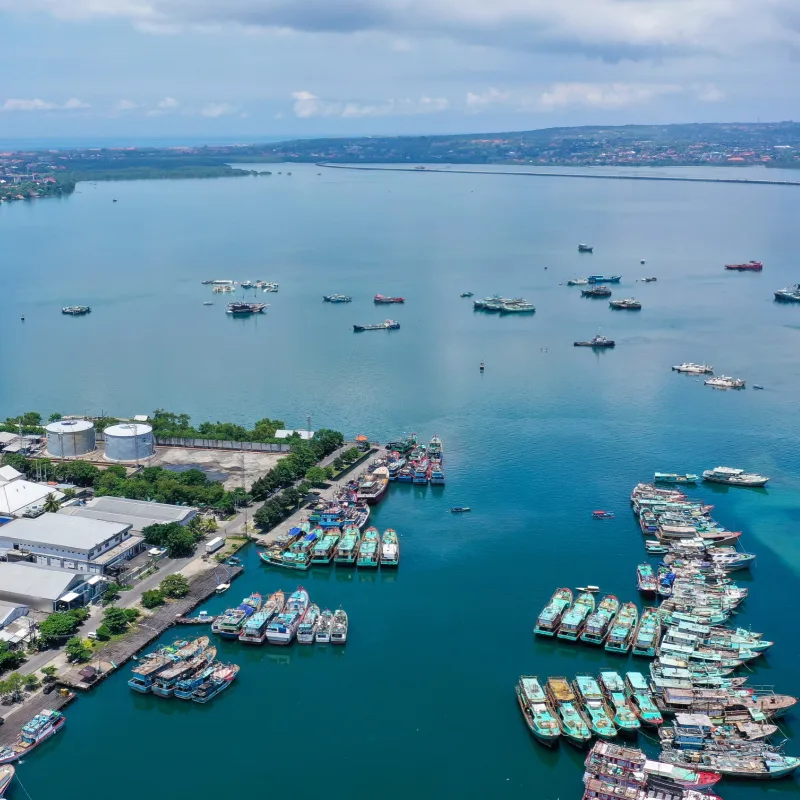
2,164,800,799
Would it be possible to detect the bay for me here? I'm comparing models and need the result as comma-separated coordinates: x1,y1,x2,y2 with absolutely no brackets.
1,164,800,798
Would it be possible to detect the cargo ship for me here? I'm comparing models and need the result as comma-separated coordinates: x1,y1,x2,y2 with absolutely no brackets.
725,260,762,271
374,294,405,304
353,320,400,331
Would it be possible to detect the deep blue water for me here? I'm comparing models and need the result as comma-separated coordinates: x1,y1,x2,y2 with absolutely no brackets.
1,164,800,799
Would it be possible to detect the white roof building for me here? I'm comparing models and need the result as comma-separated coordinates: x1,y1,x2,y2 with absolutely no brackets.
0,470,64,517
0,600,28,629
0,562,88,612
0,432,19,447
0,465,23,482
60,496,196,532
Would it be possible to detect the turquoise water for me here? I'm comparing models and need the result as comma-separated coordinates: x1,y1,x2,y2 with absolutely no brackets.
2,165,800,798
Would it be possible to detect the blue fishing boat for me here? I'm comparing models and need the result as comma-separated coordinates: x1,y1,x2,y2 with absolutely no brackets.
238,591,284,644
191,664,240,704
605,603,638,654
212,593,262,639
429,460,445,485
311,529,341,564
281,531,319,570
174,664,216,699
588,275,621,283
397,466,414,482
534,588,573,636
557,592,595,641
631,608,661,657
580,595,620,645
152,647,217,697
356,526,380,568
412,459,429,484
388,454,406,480
334,525,361,564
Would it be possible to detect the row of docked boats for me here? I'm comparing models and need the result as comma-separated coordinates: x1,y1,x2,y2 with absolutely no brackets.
127,636,239,703
385,433,445,485
212,587,349,645
259,524,400,570
472,295,536,313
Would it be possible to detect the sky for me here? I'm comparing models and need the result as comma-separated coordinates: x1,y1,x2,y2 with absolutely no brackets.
0,0,799,142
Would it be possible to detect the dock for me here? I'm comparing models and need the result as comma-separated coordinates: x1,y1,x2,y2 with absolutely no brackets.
0,691,76,749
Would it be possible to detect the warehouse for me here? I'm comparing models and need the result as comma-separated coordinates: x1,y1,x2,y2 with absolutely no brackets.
0,600,28,630
0,467,64,517
60,496,196,532
0,514,143,574
0,562,97,612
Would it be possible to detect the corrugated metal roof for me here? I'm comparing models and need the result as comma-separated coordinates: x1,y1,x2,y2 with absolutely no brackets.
60,496,195,531
1,514,129,551
0,562,83,601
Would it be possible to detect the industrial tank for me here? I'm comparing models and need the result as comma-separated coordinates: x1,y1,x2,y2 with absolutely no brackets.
103,423,155,462
45,419,96,458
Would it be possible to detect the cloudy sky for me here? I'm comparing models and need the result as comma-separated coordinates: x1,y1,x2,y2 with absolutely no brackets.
1,0,799,141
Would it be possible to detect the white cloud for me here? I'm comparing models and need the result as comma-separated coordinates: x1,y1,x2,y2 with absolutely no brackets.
292,90,449,119
0,97,90,112
201,102,239,118
538,82,681,110
157,96,180,109
692,83,725,102
115,99,138,110
466,88,511,110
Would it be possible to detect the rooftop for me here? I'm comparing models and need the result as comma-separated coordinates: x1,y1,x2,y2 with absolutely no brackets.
60,496,196,531
0,562,84,601
274,429,315,440
0,432,19,445
1,514,130,552
0,479,64,516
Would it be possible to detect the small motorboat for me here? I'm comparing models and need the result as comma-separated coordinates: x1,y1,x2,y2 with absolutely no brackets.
460,292,474,298
225,557,241,566
203,301,214,306
451,507,471,513
753,385,764,390
592,510,615,520
215,583,231,594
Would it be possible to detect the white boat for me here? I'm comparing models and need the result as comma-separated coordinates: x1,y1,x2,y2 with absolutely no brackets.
567,278,589,286
297,604,321,644
702,466,769,487
330,608,348,644
315,609,333,643
215,583,230,594
0,764,14,797
704,376,745,389
672,363,713,374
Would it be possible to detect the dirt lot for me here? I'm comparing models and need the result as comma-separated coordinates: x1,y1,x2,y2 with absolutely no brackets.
148,446,284,490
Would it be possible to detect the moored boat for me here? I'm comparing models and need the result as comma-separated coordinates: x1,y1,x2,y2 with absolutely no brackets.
631,608,661,657
191,663,239,704
637,563,658,596
557,592,595,641
373,294,405,304
574,674,618,739
297,604,321,643
0,765,13,797
334,526,362,564
323,294,352,302
226,302,267,315
588,275,621,283
654,473,699,485
580,595,620,645
0,709,66,764
353,319,400,331
311,530,341,564
581,285,612,297
624,672,663,726
702,466,769,487
152,647,217,697
534,587,573,636
212,593,262,639
578,244,594,253
516,676,561,746
575,335,615,347
315,609,333,643
330,608,348,644
356,526,380,568
609,298,641,310
605,603,638,653
774,283,800,302
380,528,400,566
598,672,641,735
672,363,713,374
545,677,592,747
725,260,762,271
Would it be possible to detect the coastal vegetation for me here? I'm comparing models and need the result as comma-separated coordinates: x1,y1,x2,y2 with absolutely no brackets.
141,589,166,609
149,409,286,442
0,641,26,674
142,521,202,558
65,636,92,663
160,574,190,598
0,178,75,204
37,608,89,649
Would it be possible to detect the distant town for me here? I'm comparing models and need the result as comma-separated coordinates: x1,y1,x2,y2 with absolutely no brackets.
3,121,800,204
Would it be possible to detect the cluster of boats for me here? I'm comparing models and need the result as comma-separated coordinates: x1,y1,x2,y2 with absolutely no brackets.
259,524,399,570
0,708,65,766
127,636,239,703
384,433,445,485
582,741,722,800
202,279,279,292
212,588,348,645
672,365,750,389
62,306,91,315
472,295,536,313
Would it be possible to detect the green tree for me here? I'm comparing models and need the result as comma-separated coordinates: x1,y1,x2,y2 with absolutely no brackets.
0,641,26,672
123,608,140,622
38,612,80,648
202,516,218,533
94,625,112,641
65,636,92,662
159,574,190,599
68,607,90,623
165,528,196,558
102,582,122,605
48,413,63,422
141,589,165,609
41,665,58,682
42,494,60,513
333,456,344,471
102,607,130,635
23,673,40,690
62,487,77,500
3,672,26,702
305,466,327,486
1,452,29,474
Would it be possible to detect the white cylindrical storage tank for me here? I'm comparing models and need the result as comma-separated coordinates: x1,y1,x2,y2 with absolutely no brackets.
103,423,155,462
46,419,96,458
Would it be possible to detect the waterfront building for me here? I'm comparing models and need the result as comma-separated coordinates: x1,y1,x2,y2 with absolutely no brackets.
0,561,105,612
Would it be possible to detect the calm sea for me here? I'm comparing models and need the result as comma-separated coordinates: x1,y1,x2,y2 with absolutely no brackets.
1,164,800,799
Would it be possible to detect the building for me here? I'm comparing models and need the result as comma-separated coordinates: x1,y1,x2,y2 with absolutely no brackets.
0,432,19,451
0,514,144,574
0,600,28,630
0,468,64,517
60,496,197,532
0,562,102,612
274,429,315,440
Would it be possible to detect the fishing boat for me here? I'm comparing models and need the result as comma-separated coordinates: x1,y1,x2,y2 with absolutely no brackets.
128,652,174,692
373,294,405,304
672,363,714,374
191,663,240,704
460,291,474,298
637,564,658,596
624,672,663,726
451,506,471,513
609,298,641,310
725,260,762,271
545,677,592,747
173,663,216,699
429,461,445,485
311,530,341,564
575,335,615,348
598,672,640,735
0,765,13,797
281,530,320,570
660,748,800,780
0,709,66,765
578,244,594,253
62,305,91,315
702,466,769,487
297,604,321,643
642,276,657,282
499,299,536,313
574,675,618,739
323,294,352,302
330,608,348,644
631,608,661,657
226,302,267,315
396,465,414,482
516,676,561,746
239,591,284,643
152,647,217,697
315,609,333,643
353,320,400,331
357,474,390,505
356,526,380,568
212,593,262,639
557,591,595,641
658,565,675,598
592,510,615,519
413,459,429,484
774,283,800,302
241,280,254,288
380,528,400,566
654,473,699,485
334,526,362,564
581,285,612,298
704,376,746,389
605,603,638,653
641,759,721,791
587,275,621,283
264,588,307,644
567,277,589,285
533,589,574,636
580,595,620,645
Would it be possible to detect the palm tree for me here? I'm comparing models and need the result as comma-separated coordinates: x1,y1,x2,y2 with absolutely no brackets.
43,493,61,513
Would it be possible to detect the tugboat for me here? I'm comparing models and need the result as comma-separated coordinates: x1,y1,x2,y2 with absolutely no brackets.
575,334,615,348
581,285,612,298
62,306,91,315
373,294,405,304
323,294,352,303
353,320,400,331
578,244,594,253
609,298,641,310
725,260,762,271
226,302,266,315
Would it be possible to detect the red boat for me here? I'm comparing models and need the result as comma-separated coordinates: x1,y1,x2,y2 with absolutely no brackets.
725,260,762,271
374,294,405,304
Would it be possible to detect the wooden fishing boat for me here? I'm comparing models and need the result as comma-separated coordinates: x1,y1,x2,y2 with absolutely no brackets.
624,671,663,726
533,587,573,636
573,675,618,739
516,676,561,747
631,607,661,658
598,672,640,735
580,595,619,645
605,603,638,653
557,592,595,641
545,677,591,747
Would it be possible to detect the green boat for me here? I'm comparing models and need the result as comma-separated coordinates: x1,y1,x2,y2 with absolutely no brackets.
356,526,380,568
598,672,641,735
545,677,591,747
311,529,341,564
334,525,361,564
573,675,617,739
605,603,638,653
580,594,620,645
534,588,573,636
557,592,595,641
624,671,663,726
516,676,561,747
631,607,661,657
